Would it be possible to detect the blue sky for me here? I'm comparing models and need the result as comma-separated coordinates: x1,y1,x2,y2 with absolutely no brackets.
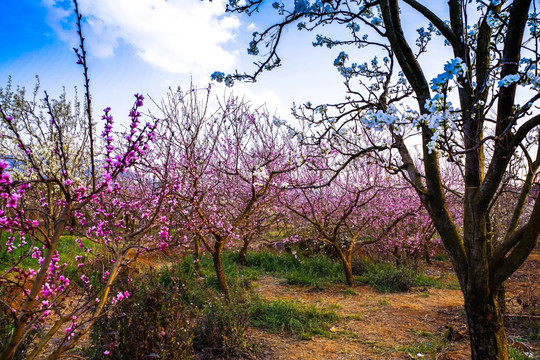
0,1,452,126
0,0,351,123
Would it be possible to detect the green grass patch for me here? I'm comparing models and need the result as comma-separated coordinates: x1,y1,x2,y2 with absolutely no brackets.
357,261,416,292
509,345,537,360
352,258,459,292
0,234,96,273
249,297,339,340
244,250,343,287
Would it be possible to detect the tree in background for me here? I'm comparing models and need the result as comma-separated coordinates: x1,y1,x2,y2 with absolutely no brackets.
283,157,437,285
217,1,540,358
158,86,296,295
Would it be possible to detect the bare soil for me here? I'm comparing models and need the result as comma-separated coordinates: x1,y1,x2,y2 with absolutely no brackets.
247,253,540,360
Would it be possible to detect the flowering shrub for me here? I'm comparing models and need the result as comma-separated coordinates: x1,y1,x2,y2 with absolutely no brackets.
0,3,165,358
88,270,193,360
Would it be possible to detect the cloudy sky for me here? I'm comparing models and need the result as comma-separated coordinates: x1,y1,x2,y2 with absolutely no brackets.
1,0,453,126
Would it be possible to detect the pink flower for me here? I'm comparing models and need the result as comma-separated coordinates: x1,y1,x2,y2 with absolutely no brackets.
7,194,21,208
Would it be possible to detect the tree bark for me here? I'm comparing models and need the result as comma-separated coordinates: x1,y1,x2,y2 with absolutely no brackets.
194,235,201,272
212,240,229,296
335,246,354,286
238,237,249,266
464,290,508,360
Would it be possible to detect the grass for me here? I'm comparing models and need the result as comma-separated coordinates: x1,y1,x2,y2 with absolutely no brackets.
345,313,363,321
399,329,448,359
0,233,97,273
343,287,358,296
244,250,344,287
377,298,390,306
357,261,416,292
249,297,339,340
509,345,536,360
242,250,457,292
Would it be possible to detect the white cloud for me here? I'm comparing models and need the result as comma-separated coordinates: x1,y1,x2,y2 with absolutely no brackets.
42,0,241,76
215,82,293,120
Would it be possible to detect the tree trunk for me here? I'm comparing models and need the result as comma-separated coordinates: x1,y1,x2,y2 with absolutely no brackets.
464,289,508,360
194,236,201,272
212,241,229,296
1,207,70,360
335,247,354,286
238,237,249,266
342,260,354,287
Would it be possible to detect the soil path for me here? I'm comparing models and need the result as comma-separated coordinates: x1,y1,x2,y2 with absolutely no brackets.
248,254,540,360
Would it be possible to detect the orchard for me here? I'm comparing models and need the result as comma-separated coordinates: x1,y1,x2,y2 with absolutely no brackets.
1,1,539,359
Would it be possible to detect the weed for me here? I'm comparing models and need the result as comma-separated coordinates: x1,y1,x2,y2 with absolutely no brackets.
509,345,536,360
433,253,447,261
344,288,358,296
249,297,339,339
523,320,540,341
359,262,416,292
399,329,448,359
88,269,193,360
377,298,390,306
411,329,433,337
193,293,251,358
345,314,363,321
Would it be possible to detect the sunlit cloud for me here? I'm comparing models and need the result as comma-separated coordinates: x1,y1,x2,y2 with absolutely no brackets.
42,0,241,76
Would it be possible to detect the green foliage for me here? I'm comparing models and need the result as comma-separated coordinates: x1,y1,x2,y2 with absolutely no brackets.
87,253,258,359
432,253,447,261
352,257,454,292
249,297,339,340
176,252,260,305
377,298,390,306
343,287,358,296
88,270,193,360
193,294,251,358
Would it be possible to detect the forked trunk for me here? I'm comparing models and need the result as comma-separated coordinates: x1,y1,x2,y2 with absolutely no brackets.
464,289,508,360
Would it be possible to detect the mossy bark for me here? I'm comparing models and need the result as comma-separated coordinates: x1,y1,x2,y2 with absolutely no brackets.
212,239,229,296
465,292,508,360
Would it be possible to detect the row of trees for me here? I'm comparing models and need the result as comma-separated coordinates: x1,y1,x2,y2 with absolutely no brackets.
1,0,539,359
1,76,530,358
0,75,449,358
213,1,540,359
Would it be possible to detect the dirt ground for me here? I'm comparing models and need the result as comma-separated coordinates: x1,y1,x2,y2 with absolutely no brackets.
247,253,540,360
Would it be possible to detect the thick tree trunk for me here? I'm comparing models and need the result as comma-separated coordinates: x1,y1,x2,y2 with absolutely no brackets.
464,291,508,360
212,242,229,295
